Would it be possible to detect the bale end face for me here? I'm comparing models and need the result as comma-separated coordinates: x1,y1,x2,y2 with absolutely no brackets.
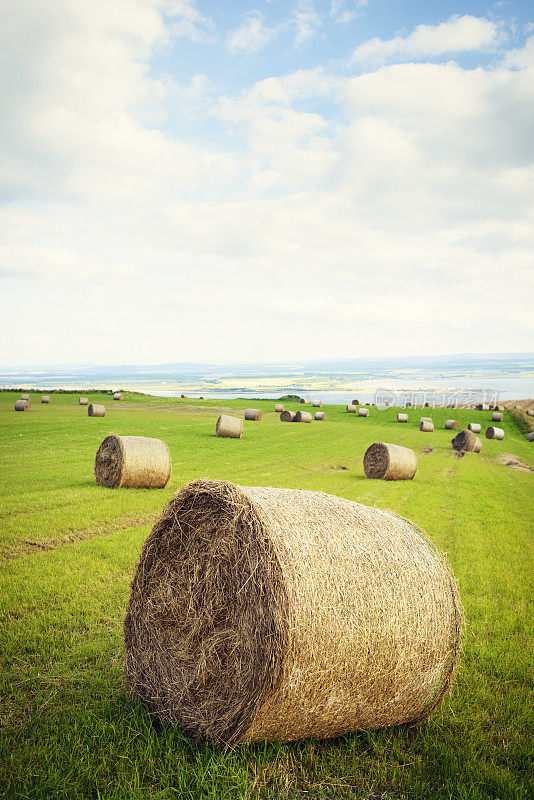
363,442,417,480
216,415,243,439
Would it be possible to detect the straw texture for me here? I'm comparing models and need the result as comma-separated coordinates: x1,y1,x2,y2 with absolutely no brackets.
314,412,326,421
41,395,51,403
14,399,31,411
95,435,171,488
79,397,88,405
124,479,462,745
245,409,262,421
216,415,243,439
280,411,296,422
485,427,504,440
274,404,284,413
358,408,369,417
113,392,123,400
88,403,105,417
420,420,434,432
491,412,503,422
294,410,312,423
451,429,482,452
363,443,417,480
397,413,408,422
445,420,459,430
467,423,481,433
347,405,357,413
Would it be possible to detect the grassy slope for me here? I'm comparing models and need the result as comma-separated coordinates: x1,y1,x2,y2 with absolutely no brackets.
0,391,533,800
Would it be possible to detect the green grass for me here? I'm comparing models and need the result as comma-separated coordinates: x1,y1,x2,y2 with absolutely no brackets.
0,391,533,799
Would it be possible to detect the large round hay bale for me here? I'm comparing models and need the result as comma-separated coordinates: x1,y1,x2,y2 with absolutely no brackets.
124,479,462,745
527,432,534,442
346,405,357,413
113,392,123,401
280,410,296,422
312,401,322,408
420,420,434,432
274,404,284,413
314,411,326,421
467,423,481,433
363,443,417,480
485,426,504,440
21,394,30,401
358,408,369,417
491,412,503,422
397,413,408,422
41,395,51,403
451,429,482,452
445,420,459,430
88,403,105,418
245,409,262,421
14,399,31,411
79,397,88,405
95,435,171,488
216,415,243,439
295,410,312,423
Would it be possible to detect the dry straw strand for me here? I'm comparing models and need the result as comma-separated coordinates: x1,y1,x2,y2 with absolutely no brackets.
420,420,434,432
445,420,459,430
451,429,482,452
95,435,171,488
245,409,263,421
274,404,284,413
294,410,312,423
314,412,326,421
88,403,106,418
41,395,51,403
280,410,296,422
358,408,369,417
14,399,31,411
79,397,88,405
216,415,243,439
397,413,408,422
124,479,462,745
363,443,417,480
467,423,481,433
485,426,504,440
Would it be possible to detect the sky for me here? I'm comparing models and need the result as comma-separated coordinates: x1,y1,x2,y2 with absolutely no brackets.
1,0,533,366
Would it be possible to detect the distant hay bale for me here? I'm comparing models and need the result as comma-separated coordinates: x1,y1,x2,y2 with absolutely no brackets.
491,412,503,422
445,420,459,430
514,405,521,410
314,411,326,420
274,404,284,413
363,443,417,481
245,409,262,421
280,410,296,422
527,432,534,442
397,413,408,422
95,435,171,488
451,429,482,453
312,401,322,408
527,409,534,417
21,394,30,401
420,417,432,424
424,402,430,407
79,397,88,405
181,394,187,399
346,405,357,413
41,395,51,403
295,410,312,423
495,405,504,412
358,408,369,417
419,420,434,432
88,403,105,418
299,398,306,404
113,392,123,401
485,426,504,440
406,402,412,407
14,399,31,411
216,415,243,439
467,423,481,433
352,399,359,406
124,479,462,745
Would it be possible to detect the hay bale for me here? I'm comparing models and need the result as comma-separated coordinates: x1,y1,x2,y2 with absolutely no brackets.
485,427,504,440
314,412,326,421
79,397,88,405
312,401,322,408
124,479,462,745
216,415,243,439
274,404,284,413
95,435,171,488
467,423,481,433
491,412,503,422
21,393,30,400
299,398,306,404
363,443,417,480
451,429,482,452
113,392,123,401
280,410,296,422
420,417,432,424
527,432,534,442
445,420,459,430
358,408,369,417
424,402,430,407
397,413,408,422
346,405,357,413
495,405,504,412
352,399,359,406
245,409,262,421
419,420,434,432
41,396,51,403
527,409,534,417
181,394,187,399
406,402,412,407
14,399,31,411
295,410,312,423
88,403,105,418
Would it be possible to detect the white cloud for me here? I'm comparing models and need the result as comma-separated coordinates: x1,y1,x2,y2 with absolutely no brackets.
351,15,500,64
164,0,214,42
227,11,277,54
330,0,368,24
292,0,322,47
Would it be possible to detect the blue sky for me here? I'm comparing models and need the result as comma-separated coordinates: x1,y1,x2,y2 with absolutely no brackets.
0,1,533,365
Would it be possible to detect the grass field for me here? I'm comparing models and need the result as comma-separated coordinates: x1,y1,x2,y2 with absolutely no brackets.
0,391,533,800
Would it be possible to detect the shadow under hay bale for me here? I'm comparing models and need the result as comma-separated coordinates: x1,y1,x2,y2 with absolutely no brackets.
452,429,482,452
79,397,88,405
491,412,503,422
420,420,434,432
216,415,243,439
397,413,408,422
295,410,312,423
486,426,504,440
445,420,459,430
124,479,462,745
245,409,262,421
14,399,31,411
280,410,296,422
314,411,326,421
88,403,105,418
41,395,51,403
363,443,417,480
358,408,369,417
467,423,481,433
95,435,171,488
274,404,284,413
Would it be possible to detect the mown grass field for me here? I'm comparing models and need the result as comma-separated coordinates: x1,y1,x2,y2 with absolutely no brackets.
0,390,533,800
